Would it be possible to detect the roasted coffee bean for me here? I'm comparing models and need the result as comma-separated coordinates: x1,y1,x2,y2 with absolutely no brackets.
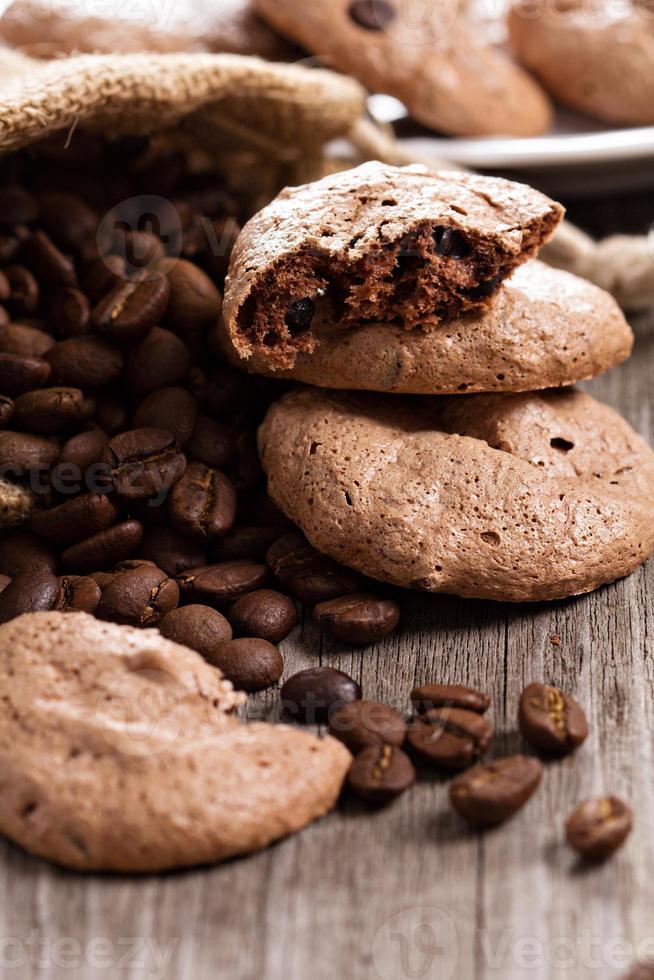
30,492,119,545
209,637,283,692
211,525,283,563
163,257,223,333
284,298,315,334
0,529,57,576
38,190,98,252
168,462,236,541
288,558,367,605
4,265,39,316
177,560,269,607
185,414,235,469
328,700,406,754
140,525,207,577
411,683,491,715
58,574,102,613
0,574,11,594
449,755,544,827
313,593,400,644
407,707,494,771
57,428,108,472
96,563,179,626
46,336,123,389
0,185,39,226
102,428,187,501
158,603,232,656
93,393,128,435
125,327,191,395
92,275,170,344
433,226,471,259
227,589,298,644
266,531,324,588
49,287,91,337
61,519,143,572
132,387,198,447
347,745,416,805
0,352,51,395
0,396,14,426
281,667,361,723
13,387,85,434
0,430,59,472
0,322,55,358
20,230,77,288
0,570,63,623
519,682,589,754
565,796,633,861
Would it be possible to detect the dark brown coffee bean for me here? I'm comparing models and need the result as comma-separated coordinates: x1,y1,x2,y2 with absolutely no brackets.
0,352,51,395
96,563,179,626
102,428,186,501
13,387,85,433
347,745,415,805
227,589,298,644
158,603,232,656
0,186,39,227
125,327,191,394
0,570,63,623
46,336,123,389
61,519,143,572
58,574,102,613
0,395,13,427
211,525,283,563
92,275,170,344
519,682,589,754
57,428,108,472
266,531,324,588
209,637,283,692
168,462,236,541
49,287,91,338
163,258,223,333
0,574,11,594
449,755,544,827
0,529,57,576
411,683,491,715
281,667,361,723
407,707,494,771
4,265,39,316
0,322,55,358
38,190,98,252
132,387,198,447
0,430,59,472
140,525,207,578
313,593,400,645
29,492,119,545
328,700,406,754
185,414,235,469
20,230,77,288
288,558,367,605
177,560,269,607
565,796,633,861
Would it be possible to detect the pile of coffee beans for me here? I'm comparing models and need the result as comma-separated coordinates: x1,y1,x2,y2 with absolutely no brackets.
0,134,402,692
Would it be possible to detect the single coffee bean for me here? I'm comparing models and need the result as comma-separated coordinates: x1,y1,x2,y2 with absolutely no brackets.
328,700,406,754
140,525,207,577
285,298,315,334
0,322,55,358
348,0,396,30
0,570,63,623
211,525,282,563
49,287,91,338
0,574,11,594
125,327,191,394
102,428,187,501
411,683,491,715
0,396,14,426
61,519,143,573
158,603,232,656
449,755,544,827
91,275,170,344
208,637,283,692
96,563,179,626
46,336,123,389
0,185,39,226
20,230,77,288
266,531,322,586
58,575,102,614
4,265,40,316
281,667,361,723
163,257,223,333
347,745,416,805
227,589,298,644
185,414,235,469
288,558,367,605
519,682,589,754
0,352,51,396
177,560,269,607
29,492,119,545
313,593,400,644
407,707,494,771
132,387,198,447
57,428,108,472
168,462,237,541
38,190,98,252
0,529,57,576
13,387,85,434
565,796,633,861
0,430,59,472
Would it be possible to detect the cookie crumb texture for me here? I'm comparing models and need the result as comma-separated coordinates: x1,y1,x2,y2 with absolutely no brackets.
0,613,350,872
223,163,563,370
259,387,654,602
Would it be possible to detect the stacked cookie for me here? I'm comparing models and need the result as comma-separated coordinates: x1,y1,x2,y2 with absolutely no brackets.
220,162,654,602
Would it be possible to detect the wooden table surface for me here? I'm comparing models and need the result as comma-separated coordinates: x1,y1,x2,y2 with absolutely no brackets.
1,204,653,980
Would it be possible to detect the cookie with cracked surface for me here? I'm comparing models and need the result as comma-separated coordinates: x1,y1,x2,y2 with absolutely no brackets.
235,261,632,394
0,612,350,872
258,387,654,602
255,0,552,136
221,162,563,371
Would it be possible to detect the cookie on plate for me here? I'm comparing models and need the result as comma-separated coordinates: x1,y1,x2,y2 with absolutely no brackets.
0,612,350,871
237,261,633,394
221,162,564,370
508,0,654,126
259,387,654,602
255,0,553,136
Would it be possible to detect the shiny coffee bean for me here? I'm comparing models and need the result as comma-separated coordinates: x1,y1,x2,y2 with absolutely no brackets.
227,589,298,644
168,462,237,540
163,257,223,333
158,604,232,657
0,429,59,472
0,322,55,358
61,519,143,573
125,327,191,394
140,525,207,577
288,558,367,605
49,286,91,337
266,531,322,588
102,428,186,501
0,352,51,395
347,745,416,805
407,708,493,771
30,492,119,545
185,414,235,469
20,230,77,288
4,265,39,316
411,683,491,716
566,797,633,861
177,560,269,607
211,525,282,563
46,336,123,389
328,700,406,754
13,387,85,433
0,571,63,623
313,593,400,644
209,637,283,692
0,530,57,576
92,275,170,344
450,755,544,827
57,428,108,472
519,682,589,754
281,667,361,723
132,387,198,447
0,396,13,426
58,575,102,614
96,563,179,626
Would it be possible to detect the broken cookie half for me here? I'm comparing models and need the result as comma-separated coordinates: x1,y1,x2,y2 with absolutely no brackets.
221,162,564,371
